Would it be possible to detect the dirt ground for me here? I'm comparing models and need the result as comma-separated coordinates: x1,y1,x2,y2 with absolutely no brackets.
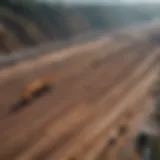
0,24,159,160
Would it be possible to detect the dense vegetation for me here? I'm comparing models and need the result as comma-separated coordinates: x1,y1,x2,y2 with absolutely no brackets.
0,1,160,54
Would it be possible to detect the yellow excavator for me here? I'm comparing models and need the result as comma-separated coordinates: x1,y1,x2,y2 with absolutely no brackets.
11,76,55,112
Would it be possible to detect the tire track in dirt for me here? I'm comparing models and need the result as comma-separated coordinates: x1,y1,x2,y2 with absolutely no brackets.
91,86,153,160
106,99,151,160
45,50,157,160
55,70,154,160
0,36,156,159
0,37,141,160
0,39,134,117
14,46,158,160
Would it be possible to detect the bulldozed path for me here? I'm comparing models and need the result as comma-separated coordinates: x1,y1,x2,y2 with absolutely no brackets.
0,26,159,160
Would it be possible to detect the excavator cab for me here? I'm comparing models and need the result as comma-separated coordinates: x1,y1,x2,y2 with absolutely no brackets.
22,79,51,101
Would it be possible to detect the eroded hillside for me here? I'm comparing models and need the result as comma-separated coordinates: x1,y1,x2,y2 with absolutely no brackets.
0,1,160,54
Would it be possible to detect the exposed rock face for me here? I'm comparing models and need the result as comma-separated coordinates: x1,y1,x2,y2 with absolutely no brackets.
1,2,160,54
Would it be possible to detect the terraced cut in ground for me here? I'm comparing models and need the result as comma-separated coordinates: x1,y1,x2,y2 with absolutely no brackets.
0,25,159,160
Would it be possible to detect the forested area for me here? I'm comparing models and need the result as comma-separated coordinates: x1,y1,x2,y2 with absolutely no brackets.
0,0,160,54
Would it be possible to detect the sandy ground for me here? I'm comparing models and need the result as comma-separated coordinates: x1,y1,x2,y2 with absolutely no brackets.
0,24,159,160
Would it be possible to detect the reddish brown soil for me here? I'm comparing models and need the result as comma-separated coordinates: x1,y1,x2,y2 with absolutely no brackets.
0,26,159,160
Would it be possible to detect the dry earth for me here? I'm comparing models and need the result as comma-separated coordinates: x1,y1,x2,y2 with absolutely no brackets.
0,24,159,160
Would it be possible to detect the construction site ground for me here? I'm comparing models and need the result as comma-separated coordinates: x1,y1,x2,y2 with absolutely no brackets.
0,24,159,160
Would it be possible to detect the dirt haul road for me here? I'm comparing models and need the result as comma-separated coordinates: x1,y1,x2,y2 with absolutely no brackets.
0,26,159,160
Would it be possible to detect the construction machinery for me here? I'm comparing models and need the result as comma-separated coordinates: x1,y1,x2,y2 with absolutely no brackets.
11,76,55,112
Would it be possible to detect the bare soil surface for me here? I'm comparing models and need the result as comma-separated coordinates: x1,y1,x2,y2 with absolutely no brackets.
0,25,159,160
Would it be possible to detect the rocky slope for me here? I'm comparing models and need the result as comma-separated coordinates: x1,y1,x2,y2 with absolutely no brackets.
0,1,160,54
